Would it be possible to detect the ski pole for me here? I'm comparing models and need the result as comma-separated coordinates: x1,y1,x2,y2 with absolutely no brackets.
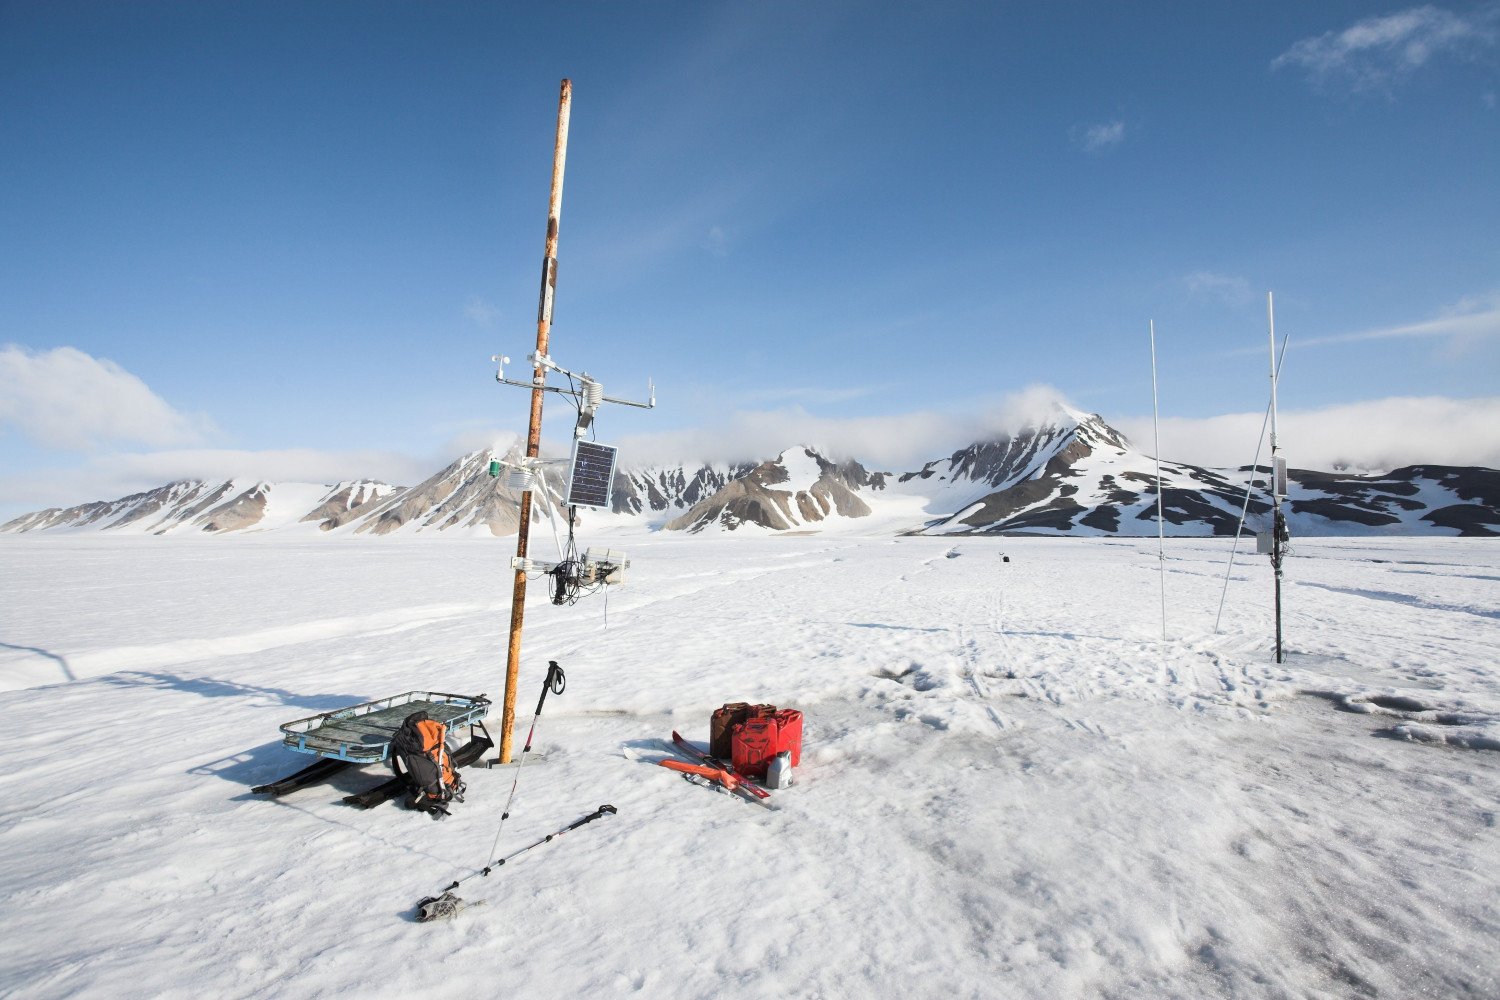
486,660,566,858
474,802,616,880
417,804,618,920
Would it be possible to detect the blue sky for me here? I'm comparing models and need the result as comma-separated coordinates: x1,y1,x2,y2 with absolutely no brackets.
2,1,1498,517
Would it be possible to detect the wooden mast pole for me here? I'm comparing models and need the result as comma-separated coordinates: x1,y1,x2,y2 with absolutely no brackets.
501,79,572,763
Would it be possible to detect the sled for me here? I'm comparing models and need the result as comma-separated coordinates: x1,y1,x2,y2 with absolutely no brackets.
251,691,494,807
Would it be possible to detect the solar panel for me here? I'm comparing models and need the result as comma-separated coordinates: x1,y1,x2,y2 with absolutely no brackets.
567,440,618,509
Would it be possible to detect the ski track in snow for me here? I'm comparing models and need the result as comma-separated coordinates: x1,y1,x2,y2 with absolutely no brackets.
0,534,1497,998
0,603,495,691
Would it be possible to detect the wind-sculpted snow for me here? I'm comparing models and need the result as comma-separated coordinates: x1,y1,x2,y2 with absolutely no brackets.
0,534,1495,998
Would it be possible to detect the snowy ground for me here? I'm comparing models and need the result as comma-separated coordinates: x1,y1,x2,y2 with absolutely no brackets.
1,532,1496,999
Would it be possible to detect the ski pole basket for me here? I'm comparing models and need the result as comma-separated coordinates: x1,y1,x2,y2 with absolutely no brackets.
277,691,492,763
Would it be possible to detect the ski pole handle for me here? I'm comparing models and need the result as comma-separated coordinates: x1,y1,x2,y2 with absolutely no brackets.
518,660,567,765
569,803,617,831
535,660,566,716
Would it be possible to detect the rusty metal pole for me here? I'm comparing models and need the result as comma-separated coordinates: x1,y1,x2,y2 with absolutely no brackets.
500,78,571,763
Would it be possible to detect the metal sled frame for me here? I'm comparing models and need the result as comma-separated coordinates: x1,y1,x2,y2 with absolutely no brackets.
252,691,494,806
278,690,491,762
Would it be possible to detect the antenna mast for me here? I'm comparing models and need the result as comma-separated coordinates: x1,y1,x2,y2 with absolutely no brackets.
1149,320,1166,645
1266,292,1288,664
500,79,572,764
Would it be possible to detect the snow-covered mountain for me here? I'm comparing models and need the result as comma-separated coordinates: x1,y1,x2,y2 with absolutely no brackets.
909,409,1243,535
896,408,1132,528
0,479,401,535
903,411,1499,538
609,461,757,522
348,450,548,536
5,413,1497,537
663,447,886,534
0,451,551,537
297,480,401,531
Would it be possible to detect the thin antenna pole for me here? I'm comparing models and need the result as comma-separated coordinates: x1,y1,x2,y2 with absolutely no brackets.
1213,333,1287,634
1267,292,1286,664
1268,293,1280,459
1149,320,1166,645
501,79,572,764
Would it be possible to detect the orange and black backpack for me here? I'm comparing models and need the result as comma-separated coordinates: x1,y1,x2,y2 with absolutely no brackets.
392,711,464,819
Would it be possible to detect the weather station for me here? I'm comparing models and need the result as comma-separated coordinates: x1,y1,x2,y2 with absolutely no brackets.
247,79,655,812
486,353,652,607
486,79,655,765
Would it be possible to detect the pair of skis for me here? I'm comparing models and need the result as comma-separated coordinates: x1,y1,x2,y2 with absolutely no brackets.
661,731,770,803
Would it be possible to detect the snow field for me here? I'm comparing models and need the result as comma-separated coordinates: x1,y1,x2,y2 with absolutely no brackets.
0,533,1496,998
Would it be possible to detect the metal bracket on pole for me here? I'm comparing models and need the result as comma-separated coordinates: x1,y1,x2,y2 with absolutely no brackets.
492,352,655,418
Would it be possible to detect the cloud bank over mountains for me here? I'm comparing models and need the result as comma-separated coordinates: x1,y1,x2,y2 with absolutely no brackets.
1116,396,1500,474
616,384,1077,470
0,344,214,451
11,409,1497,539
3,344,1498,519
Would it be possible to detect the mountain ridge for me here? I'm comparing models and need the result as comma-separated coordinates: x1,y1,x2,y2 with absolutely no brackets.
5,413,1497,537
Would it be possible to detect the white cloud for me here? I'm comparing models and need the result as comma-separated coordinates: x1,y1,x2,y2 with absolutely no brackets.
730,384,883,406
617,409,957,469
1073,120,1127,154
6,385,1494,523
0,345,214,451
464,296,502,327
1116,396,1500,472
703,225,731,257
0,446,441,515
433,426,522,461
96,448,438,486
1273,5,1499,92
1184,271,1254,307
616,384,1078,469
1296,294,1500,353
1220,293,1500,357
